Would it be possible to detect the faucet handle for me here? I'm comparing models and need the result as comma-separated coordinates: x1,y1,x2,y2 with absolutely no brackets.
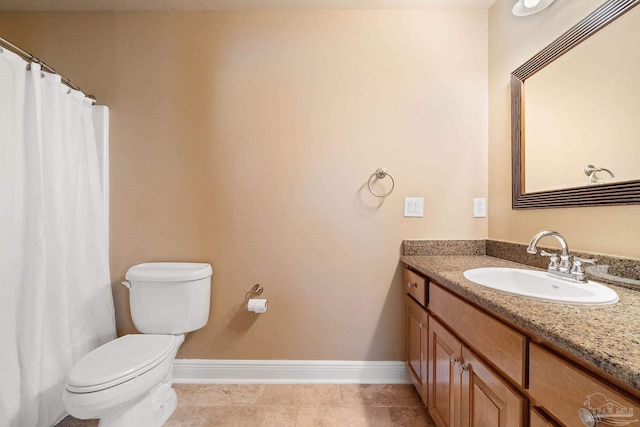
540,250,560,271
571,257,597,272
571,257,597,282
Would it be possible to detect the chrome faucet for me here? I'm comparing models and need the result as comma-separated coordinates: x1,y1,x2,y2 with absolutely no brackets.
527,230,571,272
526,230,596,283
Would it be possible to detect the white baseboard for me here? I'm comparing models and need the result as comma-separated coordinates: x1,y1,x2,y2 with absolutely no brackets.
172,359,411,384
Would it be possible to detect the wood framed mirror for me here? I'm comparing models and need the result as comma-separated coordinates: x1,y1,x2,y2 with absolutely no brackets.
511,0,640,209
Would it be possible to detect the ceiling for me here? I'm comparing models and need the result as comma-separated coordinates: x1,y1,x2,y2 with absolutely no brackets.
0,0,496,11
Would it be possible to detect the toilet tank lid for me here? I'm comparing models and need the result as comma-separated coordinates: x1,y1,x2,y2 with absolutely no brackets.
125,262,213,282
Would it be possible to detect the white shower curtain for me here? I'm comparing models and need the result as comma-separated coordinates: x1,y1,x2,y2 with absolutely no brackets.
0,49,116,427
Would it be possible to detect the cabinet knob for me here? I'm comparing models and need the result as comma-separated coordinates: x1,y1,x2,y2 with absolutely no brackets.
460,363,469,373
419,322,425,329
578,408,600,427
407,282,415,289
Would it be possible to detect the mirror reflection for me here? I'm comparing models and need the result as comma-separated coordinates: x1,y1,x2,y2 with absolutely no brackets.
523,4,640,193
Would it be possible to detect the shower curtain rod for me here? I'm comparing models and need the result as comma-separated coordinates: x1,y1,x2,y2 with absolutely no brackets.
0,36,96,103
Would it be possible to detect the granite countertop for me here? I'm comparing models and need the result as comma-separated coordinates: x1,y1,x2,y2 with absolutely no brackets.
401,254,640,395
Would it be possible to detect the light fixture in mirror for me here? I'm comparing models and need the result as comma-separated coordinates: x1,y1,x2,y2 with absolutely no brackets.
512,0,554,16
511,0,640,209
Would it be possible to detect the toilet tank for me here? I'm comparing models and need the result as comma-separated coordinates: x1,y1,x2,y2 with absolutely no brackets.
124,262,213,334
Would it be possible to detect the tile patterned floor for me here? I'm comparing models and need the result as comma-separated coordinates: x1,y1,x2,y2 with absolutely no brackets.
56,384,436,426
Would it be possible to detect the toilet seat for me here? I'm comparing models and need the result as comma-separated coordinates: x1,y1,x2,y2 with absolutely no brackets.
66,334,179,394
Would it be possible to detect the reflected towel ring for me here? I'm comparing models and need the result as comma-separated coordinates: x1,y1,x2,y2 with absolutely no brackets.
584,164,615,185
367,168,395,197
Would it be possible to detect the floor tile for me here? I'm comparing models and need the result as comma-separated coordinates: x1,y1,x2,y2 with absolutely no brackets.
164,405,210,427
340,384,425,407
255,384,342,407
165,405,249,427
387,406,437,427
55,383,432,427
174,383,261,406
295,406,392,427
238,406,298,427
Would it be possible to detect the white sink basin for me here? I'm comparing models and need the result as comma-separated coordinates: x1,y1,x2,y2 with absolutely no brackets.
463,268,618,305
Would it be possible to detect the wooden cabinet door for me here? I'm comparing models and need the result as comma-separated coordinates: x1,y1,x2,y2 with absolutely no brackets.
460,347,524,427
429,317,462,427
407,296,428,402
530,408,560,427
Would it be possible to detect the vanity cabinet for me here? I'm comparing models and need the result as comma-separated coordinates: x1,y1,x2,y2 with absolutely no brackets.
529,343,640,427
404,268,524,427
402,264,639,427
428,310,524,427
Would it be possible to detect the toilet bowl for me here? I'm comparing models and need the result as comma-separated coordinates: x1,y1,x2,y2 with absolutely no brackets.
63,262,212,427
63,334,183,426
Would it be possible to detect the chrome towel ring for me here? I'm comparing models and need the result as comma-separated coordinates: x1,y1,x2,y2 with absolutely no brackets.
367,168,395,198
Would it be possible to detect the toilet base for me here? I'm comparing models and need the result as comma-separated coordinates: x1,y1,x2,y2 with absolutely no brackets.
98,382,177,427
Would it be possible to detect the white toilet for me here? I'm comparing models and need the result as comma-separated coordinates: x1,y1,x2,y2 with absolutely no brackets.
63,262,213,427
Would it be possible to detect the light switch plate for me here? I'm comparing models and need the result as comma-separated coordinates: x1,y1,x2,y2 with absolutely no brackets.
404,197,424,217
473,198,487,218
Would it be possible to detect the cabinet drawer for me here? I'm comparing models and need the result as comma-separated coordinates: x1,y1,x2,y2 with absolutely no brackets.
529,343,640,427
429,282,526,387
404,268,427,306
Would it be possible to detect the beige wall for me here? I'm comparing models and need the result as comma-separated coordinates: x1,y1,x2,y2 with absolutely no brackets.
0,10,488,360
488,0,640,259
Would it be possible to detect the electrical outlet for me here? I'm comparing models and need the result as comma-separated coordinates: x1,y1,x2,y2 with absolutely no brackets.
473,198,487,218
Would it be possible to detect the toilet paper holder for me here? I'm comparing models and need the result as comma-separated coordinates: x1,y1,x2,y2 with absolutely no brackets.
245,284,264,301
